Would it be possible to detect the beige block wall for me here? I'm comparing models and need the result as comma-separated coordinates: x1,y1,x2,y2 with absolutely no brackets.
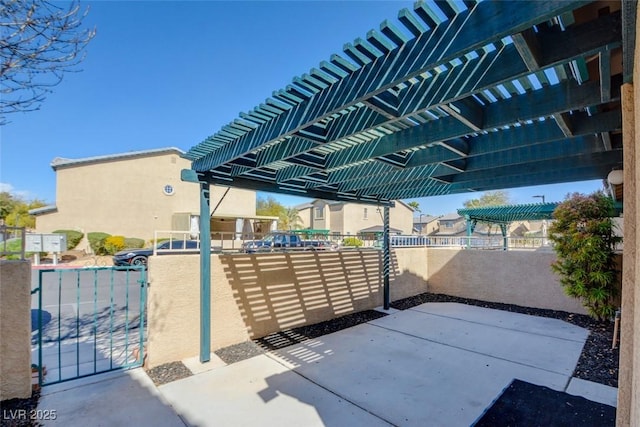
146,248,429,368
0,261,32,400
426,249,588,314
146,247,606,368
146,254,250,369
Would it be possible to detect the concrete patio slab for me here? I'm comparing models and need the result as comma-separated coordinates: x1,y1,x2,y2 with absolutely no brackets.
159,354,391,427
38,369,184,426
566,377,618,408
412,302,590,342
270,322,571,427
36,302,607,427
182,352,227,375
368,304,586,375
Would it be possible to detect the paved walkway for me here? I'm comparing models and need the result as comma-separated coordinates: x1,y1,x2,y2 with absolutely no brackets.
37,303,617,426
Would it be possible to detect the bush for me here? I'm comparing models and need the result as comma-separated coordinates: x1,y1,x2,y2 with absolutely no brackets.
87,232,111,255
103,236,126,255
124,237,145,249
548,192,622,321
52,229,84,250
342,236,363,247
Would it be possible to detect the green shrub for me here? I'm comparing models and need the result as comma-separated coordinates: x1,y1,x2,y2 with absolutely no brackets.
52,229,84,250
342,236,363,247
549,192,622,321
103,236,126,255
124,237,145,249
88,232,111,255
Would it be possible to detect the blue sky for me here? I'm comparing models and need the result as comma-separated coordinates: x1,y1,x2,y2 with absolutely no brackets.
1,1,603,216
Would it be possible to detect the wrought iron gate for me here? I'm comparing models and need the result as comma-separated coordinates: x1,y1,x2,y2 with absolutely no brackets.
31,266,147,386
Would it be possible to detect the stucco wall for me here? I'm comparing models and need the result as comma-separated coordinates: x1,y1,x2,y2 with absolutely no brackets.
36,152,256,249
0,261,32,400
617,31,640,424
426,248,588,314
146,248,429,367
146,247,603,367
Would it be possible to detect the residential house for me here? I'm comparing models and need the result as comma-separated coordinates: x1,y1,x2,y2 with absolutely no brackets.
30,148,275,251
296,199,414,237
413,215,441,235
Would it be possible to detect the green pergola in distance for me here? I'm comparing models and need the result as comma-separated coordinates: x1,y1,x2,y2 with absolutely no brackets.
458,202,559,225
457,202,559,250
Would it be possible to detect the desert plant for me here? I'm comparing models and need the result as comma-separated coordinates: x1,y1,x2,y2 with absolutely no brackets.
124,237,145,249
52,229,83,250
87,232,111,255
103,235,126,255
548,192,621,321
343,236,363,247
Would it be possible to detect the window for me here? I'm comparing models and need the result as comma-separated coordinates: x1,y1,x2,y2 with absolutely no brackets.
163,184,174,196
444,222,453,228
314,206,324,219
363,208,368,219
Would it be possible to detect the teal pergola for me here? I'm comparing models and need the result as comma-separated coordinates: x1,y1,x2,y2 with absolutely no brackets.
181,1,632,362
457,202,559,250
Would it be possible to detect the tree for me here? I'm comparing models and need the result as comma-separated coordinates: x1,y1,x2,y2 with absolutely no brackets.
463,190,510,209
463,191,510,236
0,191,45,228
407,201,420,212
0,191,17,219
1,0,96,122
548,192,621,321
256,196,285,217
280,207,302,230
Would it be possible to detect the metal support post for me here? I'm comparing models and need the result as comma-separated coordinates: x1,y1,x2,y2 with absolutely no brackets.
500,224,508,251
199,182,211,363
383,206,390,310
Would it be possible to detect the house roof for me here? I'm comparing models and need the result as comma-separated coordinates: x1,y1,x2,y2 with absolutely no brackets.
51,147,185,170
439,212,462,221
359,225,403,234
28,205,57,216
413,215,439,225
182,1,624,206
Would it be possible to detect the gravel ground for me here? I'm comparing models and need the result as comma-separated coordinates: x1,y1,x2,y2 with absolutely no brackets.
2,293,618,421
146,361,193,386
0,391,40,427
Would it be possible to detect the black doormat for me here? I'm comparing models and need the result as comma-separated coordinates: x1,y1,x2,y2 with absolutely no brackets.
473,379,616,427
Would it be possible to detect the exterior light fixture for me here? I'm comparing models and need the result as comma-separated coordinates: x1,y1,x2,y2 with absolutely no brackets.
533,195,545,204
607,169,624,186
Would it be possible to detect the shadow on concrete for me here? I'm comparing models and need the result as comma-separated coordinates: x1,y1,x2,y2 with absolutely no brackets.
38,369,185,427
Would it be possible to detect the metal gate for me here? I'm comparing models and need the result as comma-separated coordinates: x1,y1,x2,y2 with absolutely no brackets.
31,266,147,386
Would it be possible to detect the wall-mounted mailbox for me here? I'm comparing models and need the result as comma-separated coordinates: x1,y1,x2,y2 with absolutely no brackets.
25,234,67,253
25,234,43,252
42,234,67,252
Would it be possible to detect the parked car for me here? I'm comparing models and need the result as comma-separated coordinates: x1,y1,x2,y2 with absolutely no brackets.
241,232,338,253
112,239,200,267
